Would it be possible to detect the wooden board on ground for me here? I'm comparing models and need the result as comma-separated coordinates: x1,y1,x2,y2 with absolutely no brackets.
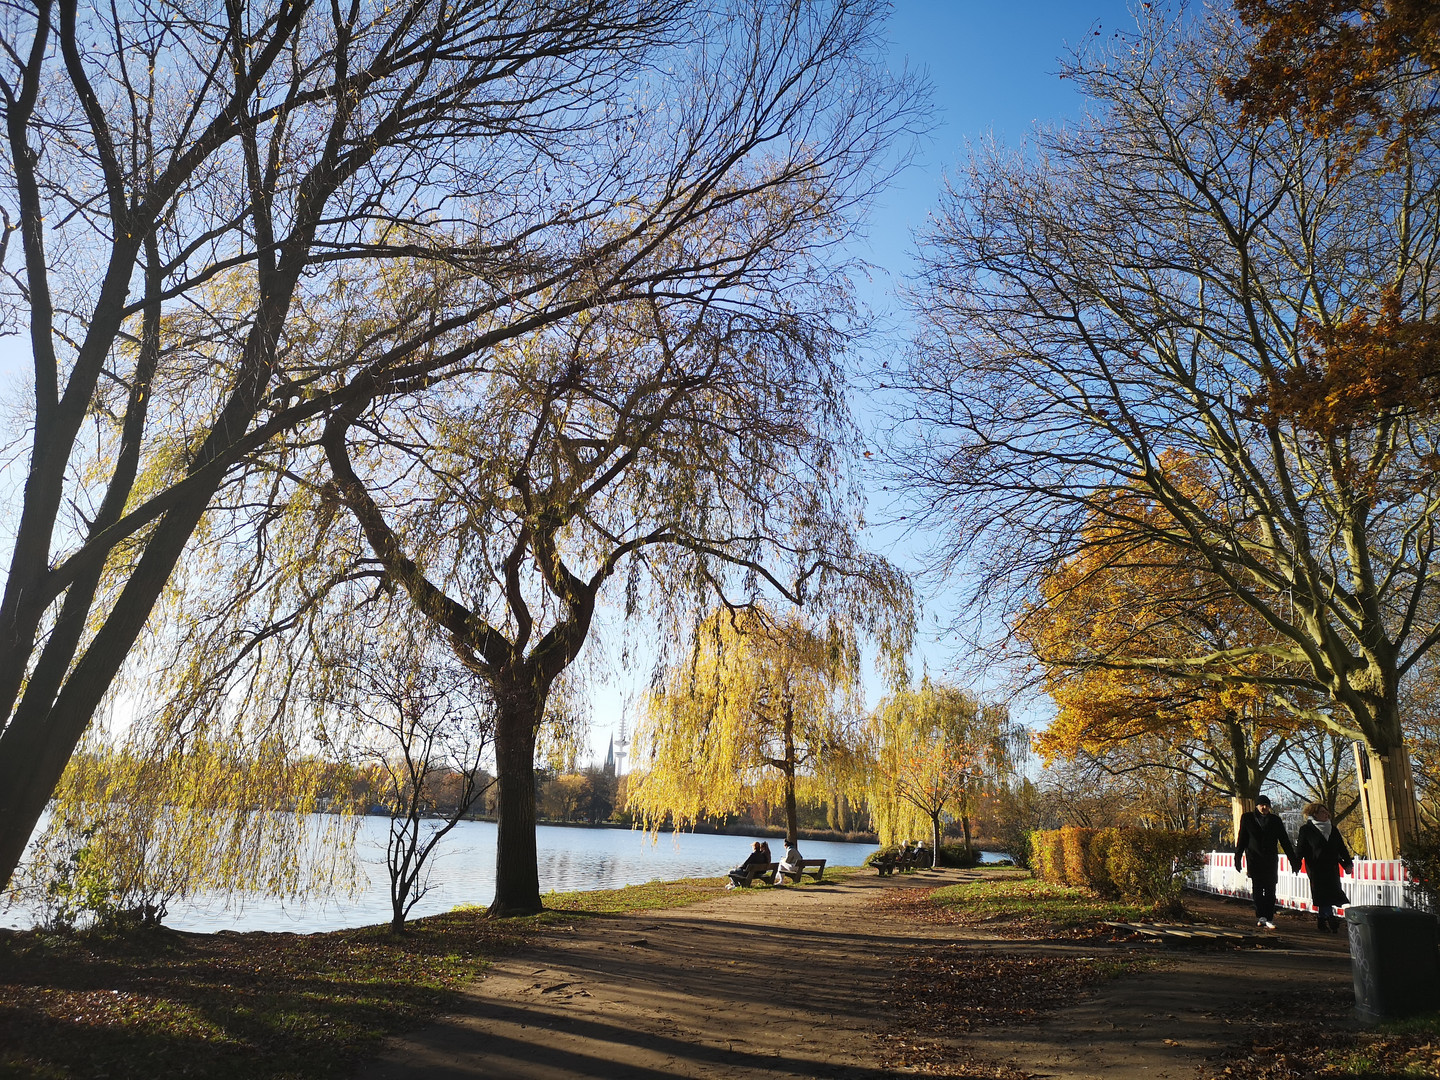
1103,921,1261,944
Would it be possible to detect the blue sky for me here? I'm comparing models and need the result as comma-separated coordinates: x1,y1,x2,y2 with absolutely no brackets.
860,1,1138,290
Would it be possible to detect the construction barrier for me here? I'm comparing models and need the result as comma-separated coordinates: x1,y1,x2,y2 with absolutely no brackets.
1187,851,1416,912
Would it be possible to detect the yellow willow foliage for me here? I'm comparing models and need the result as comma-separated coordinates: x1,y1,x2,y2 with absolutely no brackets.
865,682,1017,846
626,608,863,833
26,728,358,923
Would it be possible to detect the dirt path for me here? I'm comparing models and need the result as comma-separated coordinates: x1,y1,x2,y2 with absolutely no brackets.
354,870,1356,1080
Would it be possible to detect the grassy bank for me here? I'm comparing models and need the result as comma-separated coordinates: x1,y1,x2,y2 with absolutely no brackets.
0,868,850,1079
872,871,1167,939
540,865,858,915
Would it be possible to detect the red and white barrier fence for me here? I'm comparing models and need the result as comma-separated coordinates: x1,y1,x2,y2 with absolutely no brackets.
1187,852,1416,912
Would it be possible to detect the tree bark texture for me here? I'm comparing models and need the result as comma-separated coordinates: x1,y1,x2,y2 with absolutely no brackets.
490,695,543,916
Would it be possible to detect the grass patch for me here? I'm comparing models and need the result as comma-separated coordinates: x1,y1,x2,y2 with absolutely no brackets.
870,872,1179,939
540,875,728,913
919,877,1170,937
1314,1012,1440,1079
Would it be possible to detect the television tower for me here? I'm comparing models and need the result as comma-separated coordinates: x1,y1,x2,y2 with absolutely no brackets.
614,714,630,776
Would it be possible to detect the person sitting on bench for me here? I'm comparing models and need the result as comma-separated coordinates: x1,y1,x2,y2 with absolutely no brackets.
727,842,770,887
776,840,804,882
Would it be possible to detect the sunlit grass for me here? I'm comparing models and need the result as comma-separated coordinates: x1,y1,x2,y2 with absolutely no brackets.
924,877,1163,934
540,875,728,913
538,863,863,915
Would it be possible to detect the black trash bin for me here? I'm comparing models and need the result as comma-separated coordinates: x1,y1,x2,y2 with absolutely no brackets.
1346,905,1440,1022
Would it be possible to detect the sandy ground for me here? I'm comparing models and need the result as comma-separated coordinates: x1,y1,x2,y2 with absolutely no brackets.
354,869,1356,1080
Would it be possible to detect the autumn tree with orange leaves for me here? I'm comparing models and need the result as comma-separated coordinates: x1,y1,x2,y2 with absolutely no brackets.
1018,488,1311,837
1223,0,1440,147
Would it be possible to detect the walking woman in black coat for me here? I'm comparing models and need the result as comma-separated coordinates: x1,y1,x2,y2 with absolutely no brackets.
1296,802,1353,933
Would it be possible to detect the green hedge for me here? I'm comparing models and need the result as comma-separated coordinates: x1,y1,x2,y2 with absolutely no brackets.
1030,826,1205,906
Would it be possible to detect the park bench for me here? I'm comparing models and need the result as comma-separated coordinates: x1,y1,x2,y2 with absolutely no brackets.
875,849,931,876
730,861,779,887
777,858,826,883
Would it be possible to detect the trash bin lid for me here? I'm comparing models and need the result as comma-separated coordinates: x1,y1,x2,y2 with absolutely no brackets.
1345,905,1439,927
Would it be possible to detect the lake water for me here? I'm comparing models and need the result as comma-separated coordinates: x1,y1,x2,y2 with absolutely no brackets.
0,817,1006,935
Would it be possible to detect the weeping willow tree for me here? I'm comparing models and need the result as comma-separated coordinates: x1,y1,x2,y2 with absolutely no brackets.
628,608,869,846
18,723,355,930
866,681,1025,863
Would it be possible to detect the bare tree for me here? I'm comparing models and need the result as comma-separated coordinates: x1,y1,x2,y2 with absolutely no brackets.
1272,729,1363,827
330,622,493,933
1069,739,1224,833
893,8,1440,857
0,0,922,893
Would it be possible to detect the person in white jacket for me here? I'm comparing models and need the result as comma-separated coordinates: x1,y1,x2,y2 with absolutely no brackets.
777,840,804,881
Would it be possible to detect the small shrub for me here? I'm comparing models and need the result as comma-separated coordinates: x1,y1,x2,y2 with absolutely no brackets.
1059,826,1097,888
936,843,981,868
1104,828,1205,908
34,822,127,933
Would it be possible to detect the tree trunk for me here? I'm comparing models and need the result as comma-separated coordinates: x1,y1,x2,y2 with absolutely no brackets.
489,689,544,917
1353,741,1419,861
1230,796,1256,843
783,772,799,848
781,700,798,846
930,812,941,867
389,817,417,934
1225,711,1263,841
961,815,973,857
0,481,233,891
